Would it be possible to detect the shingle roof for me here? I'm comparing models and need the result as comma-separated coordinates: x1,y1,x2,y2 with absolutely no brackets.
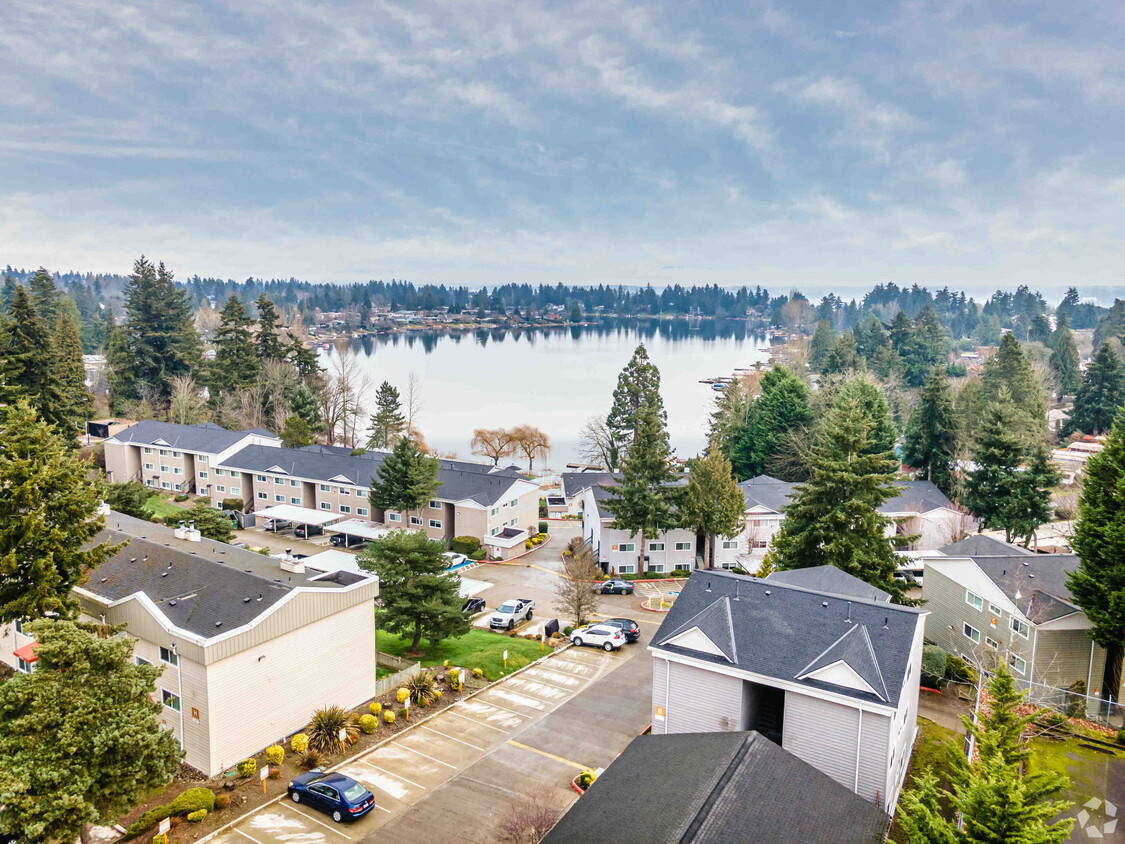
940,535,1033,556
797,624,890,702
221,445,530,507
541,732,889,844
738,476,956,516
969,554,1082,623
738,475,797,512
560,471,616,499
652,570,923,708
109,421,270,453
766,565,891,603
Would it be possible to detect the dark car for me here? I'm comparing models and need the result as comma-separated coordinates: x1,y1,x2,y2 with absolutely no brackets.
463,597,487,615
599,617,641,643
295,524,324,538
594,579,634,595
330,533,366,548
288,771,376,823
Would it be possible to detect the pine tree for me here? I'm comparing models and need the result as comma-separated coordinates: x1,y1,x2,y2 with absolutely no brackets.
0,285,66,432
980,333,1045,434
0,619,182,844
288,383,323,432
1049,314,1082,396
210,295,259,397
834,377,897,455
0,400,121,622
105,325,138,416
101,306,115,353
369,436,440,514
730,366,813,480
600,401,679,572
357,530,470,653
367,381,406,449
280,415,314,448
1065,342,1125,436
1067,409,1125,700
1093,299,1125,351
767,392,907,602
606,344,666,458
28,267,59,325
287,334,321,380
254,293,286,361
681,445,745,569
820,330,859,375
52,313,92,436
903,366,959,496
0,275,17,312
122,257,201,401
809,318,835,370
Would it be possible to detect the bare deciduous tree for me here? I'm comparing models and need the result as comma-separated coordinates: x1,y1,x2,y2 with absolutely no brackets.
320,346,372,446
405,369,423,435
554,545,602,627
493,790,564,844
576,415,614,470
511,425,551,472
168,375,208,425
471,428,518,466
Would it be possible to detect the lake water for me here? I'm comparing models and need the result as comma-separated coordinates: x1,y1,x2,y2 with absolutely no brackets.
317,320,770,470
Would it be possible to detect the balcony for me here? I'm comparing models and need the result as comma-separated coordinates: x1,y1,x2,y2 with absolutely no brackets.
483,526,529,550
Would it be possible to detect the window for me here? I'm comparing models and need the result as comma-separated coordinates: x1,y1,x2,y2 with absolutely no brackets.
965,590,984,611
146,479,154,486
985,637,1000,650
675,541,691,551
649,542,665,551
159,647,178,666
340,505,351,514
1008,655,1027,675
144,447,153,454
159,449,167,456
257,492,268,500
256,474,267,482
619,543,635,552
160,465,170,473
275,495,285,503
989,603,1003,616
173,467,182,475
173,483,182,491
389,513,402,522
963,623,981,644
214,468,225,476
1011,618,1030,639
721,540,738,550
340,488,350,496
429,519,442,528
618,564,636,574
751,540,768,549
430,500,440,509
14,619,24,634
275,477,285,484
198,470,208,478
172,451,181,458
410,516,422,526
144,462,154,470
216,485,226,493
647,563,665,573
509,499,518,509
197,455,207,463
162,482,171,490
490,507,499,517
291,497,301,505
319,484,331,492
356,488,366,497
357,507,368,516
290,479,299,487
230,487,240,495
136,656,152,666
17,657,35,673
320,502,331,510
161,689,181,711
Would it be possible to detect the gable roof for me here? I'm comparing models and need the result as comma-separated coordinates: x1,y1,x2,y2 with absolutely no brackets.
738,476,956,517
738,475,797,513
968,554,1082,623
766,565,891,603
652,570,923,708
109,421,273,453
560,471,616,499
796,624,889,701
940,535,1033,556
221,445,531,507
541,731,889,844
661,597,737,663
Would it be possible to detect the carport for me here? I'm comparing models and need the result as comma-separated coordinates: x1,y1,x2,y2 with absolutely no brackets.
328,518,394,545
253,504,342,533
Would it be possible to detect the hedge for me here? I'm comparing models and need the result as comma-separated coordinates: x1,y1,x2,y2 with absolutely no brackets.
237,759,256,778
187,810,207,823
266,744,285,766
469,548,487,560
290,733,309,753
125,788,216,836
451,536,481,554
538,521,548,534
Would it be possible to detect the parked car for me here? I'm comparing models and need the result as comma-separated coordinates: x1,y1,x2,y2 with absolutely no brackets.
594,579,634,595
287,771,376,823
263,518,291,531
570,624,626,652
443,552,468,569
330,533,366,548
295,523,324,538
489,598,535,630
598,617,641,643
463,597,486,615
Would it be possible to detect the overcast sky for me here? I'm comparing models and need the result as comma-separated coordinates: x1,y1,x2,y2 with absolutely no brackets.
3,1,1124,293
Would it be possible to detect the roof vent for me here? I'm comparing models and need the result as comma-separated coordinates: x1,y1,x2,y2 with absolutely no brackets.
169,600,177,607
214,622,222,628
130,557,137,563
883,616,889,629
160,572,168,577
706,581,711,592
243,597,251,603
257,594,262,601
1023,561,1029,566
845,602,852,623
821,602,828,608
764,590,771,596
734,582,740,601
1029,573,1035,578
100,577,108,583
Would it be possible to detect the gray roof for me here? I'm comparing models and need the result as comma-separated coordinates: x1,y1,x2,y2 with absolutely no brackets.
560,471,616,499
109,421,271,453
738,475,797,512
739,475,956,516
652,570,923,707
767,565,891,603
222,445,528,507
84,512,362,639
541,731,889,844
940,535,1033,556
969,555,1082,623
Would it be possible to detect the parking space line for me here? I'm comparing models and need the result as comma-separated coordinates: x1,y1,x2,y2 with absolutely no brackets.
359,760,426,790
421,724,487,751
462,698,527,718
500,684,564,704
527,667,586,686
284,803,355,839
506,739,590,771
392,742,456,769
443,708,510,732
510,675,572,694
235,828,267,844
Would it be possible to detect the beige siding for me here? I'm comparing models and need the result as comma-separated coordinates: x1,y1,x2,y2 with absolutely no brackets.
1034,628,1101,691
856,711,891,807
664,661,743,733
921,566,1034,667
652,657,668,734
105,442,141,484
784,691,859,793
205,599,377,774
453,506,487,541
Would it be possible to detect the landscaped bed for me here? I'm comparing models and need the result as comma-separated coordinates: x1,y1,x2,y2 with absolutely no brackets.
143,493,190,520
376,628,552,681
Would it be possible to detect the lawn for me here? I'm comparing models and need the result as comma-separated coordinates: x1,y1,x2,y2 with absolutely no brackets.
144,494,186,519
376,629,546,681
888,718,959,843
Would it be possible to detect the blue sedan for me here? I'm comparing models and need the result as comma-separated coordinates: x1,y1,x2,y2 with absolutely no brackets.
288,771,376,822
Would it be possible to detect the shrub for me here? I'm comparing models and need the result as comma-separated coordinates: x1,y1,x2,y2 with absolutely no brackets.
921,645,948,688
187,810,206,823
449,667,460,680
1117,729,1125,746
433,689,442,700
307,705,358,754
125,789,216,836
566,536,585,556
383,710,396,724
368,702,382,716
290,733,309,753
299,749,324,770
443,659,451,668
214,794,230,810
399,707,409,718
359,714,379,734
396,687,410,704
266,744,285,766
563,626,574,636
469,548,487,561
174,493,189,502
525,540,532,549
944,654,977,686
222,497,245,513
268,769,281,779
576,770,596,790
451,536,481,555
408,672,438,704
472,667,483,678
237,759,256,778
153,835,167,844
538,521,548,535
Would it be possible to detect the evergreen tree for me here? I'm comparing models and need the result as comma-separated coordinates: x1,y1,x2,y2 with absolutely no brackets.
357,530,470,653
1093,299,1125,351
280,415,314,448
101,480,156,520
1049,314,1081,396
287,334,321,380
600,401,679,573
0,620,182,844
854,314,890,365
1028,313,1053,345
0,285,66,432
833,377,897,455
707,381,753,463
730,366,813,480
0,275,17,312
254,293,285,361
681,445,745,569
0,400,120,623
820,330,859,375
1067,410,1125,699
209,295,259,397
908,304,946,387
101,306,115,353
809,318,835,370
903,366,959,496
767,392,907,602
980,333,1045,434
105,325,138,416
28,267,59,325
366,381,406,449
1065,342,1125,436
122,257,201,401
288,382,323,432
606,344,666,460
369,436,441,514
964,393,1058,545
53,313,92,435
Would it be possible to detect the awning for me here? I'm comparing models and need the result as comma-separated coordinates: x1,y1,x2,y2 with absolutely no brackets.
303,549,364,574
254,504,343,526
328,519,395,541
13,642,38,663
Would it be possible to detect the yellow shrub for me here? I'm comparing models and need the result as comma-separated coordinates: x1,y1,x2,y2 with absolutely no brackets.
266,744,284,766
359,714,378,734
153,834,168,844
443,659,451,668
187,809,207,823
433,689,442,700
236,759,256,778
396,688,410,704
472,668,483,678
448,668,460,680
383,710,396,724
290,733,309,753
368,702,382,716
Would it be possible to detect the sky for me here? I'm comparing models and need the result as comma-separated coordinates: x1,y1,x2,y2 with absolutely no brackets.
3,1,1125,295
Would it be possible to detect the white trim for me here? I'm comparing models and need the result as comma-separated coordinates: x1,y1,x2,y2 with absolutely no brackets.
799,660,881,699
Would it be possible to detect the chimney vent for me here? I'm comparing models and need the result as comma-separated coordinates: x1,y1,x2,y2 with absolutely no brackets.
821,602,828,608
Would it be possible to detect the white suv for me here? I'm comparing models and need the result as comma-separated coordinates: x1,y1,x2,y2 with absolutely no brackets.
570,624,626,652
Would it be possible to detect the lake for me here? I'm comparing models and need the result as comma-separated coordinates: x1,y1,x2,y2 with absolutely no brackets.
317,319,771,470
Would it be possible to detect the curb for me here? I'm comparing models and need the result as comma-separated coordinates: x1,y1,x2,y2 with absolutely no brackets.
479,533,553,565
195,645,574,844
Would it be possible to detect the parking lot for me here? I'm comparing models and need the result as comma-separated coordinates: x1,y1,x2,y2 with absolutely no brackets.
204,644,634,844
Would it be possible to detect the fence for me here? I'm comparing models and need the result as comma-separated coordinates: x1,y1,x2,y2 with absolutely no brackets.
1012,677,1124,729
374,652,421,698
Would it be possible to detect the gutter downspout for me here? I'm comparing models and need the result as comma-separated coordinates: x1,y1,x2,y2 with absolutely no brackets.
855,708,863,794
173,643,185,754
1087,640,1095,715
664,659,670,735
1029,627,1038,685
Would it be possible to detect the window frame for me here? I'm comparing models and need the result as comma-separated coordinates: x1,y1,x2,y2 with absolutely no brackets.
965,590,984,611
159,646,179,666
1011,617,1030,639
963,622,981,644
161,689,181,711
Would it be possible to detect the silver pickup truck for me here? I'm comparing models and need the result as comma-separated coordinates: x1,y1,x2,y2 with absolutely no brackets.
489,598,535,631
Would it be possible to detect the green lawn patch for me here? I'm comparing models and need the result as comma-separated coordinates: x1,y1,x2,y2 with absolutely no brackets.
376,629,545,681
375,666,396,680
889,718,959,843
144,494,185,519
